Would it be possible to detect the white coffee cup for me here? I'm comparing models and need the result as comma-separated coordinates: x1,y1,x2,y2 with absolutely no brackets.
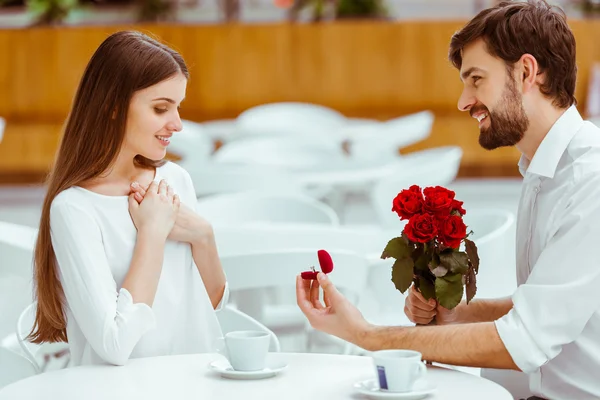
371,350,427,392
216,330,271,372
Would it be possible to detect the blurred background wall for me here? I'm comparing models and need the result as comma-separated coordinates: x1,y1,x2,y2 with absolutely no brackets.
1,0,599,184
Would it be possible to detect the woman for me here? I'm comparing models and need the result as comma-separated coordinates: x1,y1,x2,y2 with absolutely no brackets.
28,31,228,367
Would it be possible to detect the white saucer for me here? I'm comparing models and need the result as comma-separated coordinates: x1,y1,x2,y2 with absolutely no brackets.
208,357,288,380
354,379,436,399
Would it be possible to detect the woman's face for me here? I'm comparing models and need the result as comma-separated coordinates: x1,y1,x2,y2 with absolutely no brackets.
123,72,187,161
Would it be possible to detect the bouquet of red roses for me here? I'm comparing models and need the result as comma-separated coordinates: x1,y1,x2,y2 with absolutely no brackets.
380,185,479,311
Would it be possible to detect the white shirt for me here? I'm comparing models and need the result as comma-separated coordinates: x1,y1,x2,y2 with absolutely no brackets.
50,162,228,367
495,106,600,399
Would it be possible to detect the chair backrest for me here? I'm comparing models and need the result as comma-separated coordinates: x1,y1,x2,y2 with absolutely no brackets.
199,119,237,143
0,221,37,278
216,305,281,352
167,120,214,161
213,224,382,257
0,222,37,341
234,102,346,142
179,162,307,198
371,146,463,229
15,303,39,372
349,110,434,162
212,136,346,171
463,208,516,299
197,192,340,226
0,346,38,389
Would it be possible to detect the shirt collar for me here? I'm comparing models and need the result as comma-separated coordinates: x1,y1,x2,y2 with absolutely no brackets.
518,105,583,178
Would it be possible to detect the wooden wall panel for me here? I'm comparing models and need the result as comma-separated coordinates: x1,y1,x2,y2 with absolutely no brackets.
0,19,599,181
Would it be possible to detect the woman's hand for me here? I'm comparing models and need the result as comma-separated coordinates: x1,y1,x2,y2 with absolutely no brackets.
128,179,180,241
130,181,213,245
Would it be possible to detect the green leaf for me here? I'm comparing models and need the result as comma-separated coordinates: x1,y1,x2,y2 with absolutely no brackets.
439,251,469,274
414,251,430,272
464,239,480,274
391,257,414,294
381,237,411,260
466,265,477,304
418,277,436,301
435,273,464,310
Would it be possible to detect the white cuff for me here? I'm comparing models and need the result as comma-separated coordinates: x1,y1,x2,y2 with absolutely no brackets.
495,309,549,373
115,288,157,334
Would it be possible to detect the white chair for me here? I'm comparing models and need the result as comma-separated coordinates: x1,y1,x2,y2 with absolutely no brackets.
233,102,347,144
216,305,281,352
348,110,435,163
197,191,340,226
463,208,516,300
0,221,37,278
0,117,5,144
200,119,238,144
213,224,383,257
0,346,37,389
371,146,463,229
220,249,369,354
0,222,37,343
6,303,70,373
212,136,347,171
179,162,308,198
168,120,214,161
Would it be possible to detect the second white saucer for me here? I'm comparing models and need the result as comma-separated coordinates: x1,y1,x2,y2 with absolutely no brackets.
354,378,437,399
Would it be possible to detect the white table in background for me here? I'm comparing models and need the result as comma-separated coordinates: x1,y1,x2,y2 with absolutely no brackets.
0,352,512,400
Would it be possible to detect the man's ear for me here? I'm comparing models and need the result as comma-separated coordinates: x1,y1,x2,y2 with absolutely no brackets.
519,54,539,93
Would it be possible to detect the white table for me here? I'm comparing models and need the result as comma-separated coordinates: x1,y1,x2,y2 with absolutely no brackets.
0,352,512,400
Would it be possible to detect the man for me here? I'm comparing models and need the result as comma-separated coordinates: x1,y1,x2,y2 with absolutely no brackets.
295,1,600,399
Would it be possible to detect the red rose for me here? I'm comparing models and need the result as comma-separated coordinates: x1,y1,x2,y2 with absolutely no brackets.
404,213,438,243
451,199,466,216
392,185,424,221
423,186,455,217
437,215,467,249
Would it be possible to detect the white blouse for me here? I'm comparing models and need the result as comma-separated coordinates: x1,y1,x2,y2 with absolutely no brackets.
49,162,228,367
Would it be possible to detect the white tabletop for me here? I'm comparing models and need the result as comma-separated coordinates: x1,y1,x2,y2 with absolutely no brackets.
0,352,512,400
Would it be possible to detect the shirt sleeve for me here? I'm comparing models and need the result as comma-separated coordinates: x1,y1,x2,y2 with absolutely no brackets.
50,199,156,366
495,177,600,373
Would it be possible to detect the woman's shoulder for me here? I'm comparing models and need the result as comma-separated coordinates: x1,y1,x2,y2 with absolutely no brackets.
158,161,196,202
50,187,105,218
158,161,193,187
158,161,191,178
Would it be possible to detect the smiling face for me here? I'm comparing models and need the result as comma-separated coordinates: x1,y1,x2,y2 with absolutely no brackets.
122,72,187,161
457,39,529,150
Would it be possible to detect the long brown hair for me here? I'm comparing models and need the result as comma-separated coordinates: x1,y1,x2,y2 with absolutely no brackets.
448,0,577,109
29,31,189,343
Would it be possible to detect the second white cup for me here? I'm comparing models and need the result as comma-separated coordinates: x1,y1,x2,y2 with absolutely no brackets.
371,349,427,392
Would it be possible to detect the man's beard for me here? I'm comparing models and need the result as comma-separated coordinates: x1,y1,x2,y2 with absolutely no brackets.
475,78,529,150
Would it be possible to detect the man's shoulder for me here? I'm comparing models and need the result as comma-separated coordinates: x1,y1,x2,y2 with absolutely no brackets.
564,122,600,178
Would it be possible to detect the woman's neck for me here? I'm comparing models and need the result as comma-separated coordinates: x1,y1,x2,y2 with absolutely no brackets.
81,153,156,196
